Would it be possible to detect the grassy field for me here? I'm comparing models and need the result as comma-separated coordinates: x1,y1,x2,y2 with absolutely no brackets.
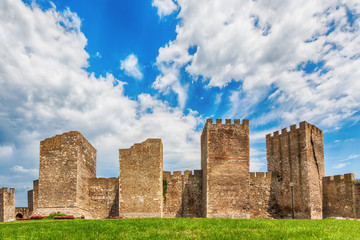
0,218,359,239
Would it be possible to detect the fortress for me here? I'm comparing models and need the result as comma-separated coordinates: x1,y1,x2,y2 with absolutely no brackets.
1,119,359,221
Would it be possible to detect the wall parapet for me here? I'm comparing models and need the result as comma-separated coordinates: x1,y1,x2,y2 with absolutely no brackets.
163,170,202,179
266,121,323,140
250,172,272,180
323,173,355,183
205,118,249,128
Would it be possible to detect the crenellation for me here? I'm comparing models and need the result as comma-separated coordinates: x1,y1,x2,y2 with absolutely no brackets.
344,173,355,182
334,174,344,182
250,172,272,180
323,173,359,218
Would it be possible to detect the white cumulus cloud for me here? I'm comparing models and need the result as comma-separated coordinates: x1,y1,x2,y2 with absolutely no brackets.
155,0,360,129
152,0,178,17
120,54,143,80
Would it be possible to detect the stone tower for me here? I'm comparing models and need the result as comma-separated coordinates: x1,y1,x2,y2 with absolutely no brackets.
36,131,96,217
119,139,163,218
0,187,15,222
266,121,324,219
201,119,250,218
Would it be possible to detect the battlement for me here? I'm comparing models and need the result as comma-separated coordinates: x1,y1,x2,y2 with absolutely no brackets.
250,172,272,180
40,131,96,152
205,118,249,128
163,170,202,179
266,121,323,139
323,173,355,183
0,187,14,196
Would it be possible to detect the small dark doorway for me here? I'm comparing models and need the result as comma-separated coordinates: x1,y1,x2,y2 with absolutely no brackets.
16,213,23,219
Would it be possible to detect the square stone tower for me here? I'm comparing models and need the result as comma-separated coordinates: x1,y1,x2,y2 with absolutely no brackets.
119,139,163,218
37,131,96,217
266,121,324,219
0,188,15,222
201,119,250,218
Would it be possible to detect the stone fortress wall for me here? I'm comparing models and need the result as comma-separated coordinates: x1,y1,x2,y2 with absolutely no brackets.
323,173,360,219
163,170,202,218
1,119,359,221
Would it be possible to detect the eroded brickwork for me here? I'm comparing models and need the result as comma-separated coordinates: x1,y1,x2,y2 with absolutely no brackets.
0,188,15,222
266,121,324,219
323,174,360,219
163,170,202,218
119,139,163,218
249,172,272,218
88,178,119,219
201,119,250,218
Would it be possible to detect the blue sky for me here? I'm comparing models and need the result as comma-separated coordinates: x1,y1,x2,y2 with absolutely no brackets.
0,0,359,206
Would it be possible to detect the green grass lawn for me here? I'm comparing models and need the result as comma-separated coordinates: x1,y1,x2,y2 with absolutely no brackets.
0,218,359,239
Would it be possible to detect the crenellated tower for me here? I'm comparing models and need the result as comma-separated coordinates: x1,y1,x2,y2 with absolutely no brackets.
201,119,250,218
266,121,324,219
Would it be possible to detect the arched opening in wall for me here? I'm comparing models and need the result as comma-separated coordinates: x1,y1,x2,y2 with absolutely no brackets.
16,213,23,219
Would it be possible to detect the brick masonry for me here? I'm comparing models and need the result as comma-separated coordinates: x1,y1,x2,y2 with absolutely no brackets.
0,188,15,222
266,121,325,219
163,170,202,218
119,139,163,218
88,177,119,219
2,119,359,221
249,172,272,218
34,131,96,218
323,173,360,218
201,119,250,218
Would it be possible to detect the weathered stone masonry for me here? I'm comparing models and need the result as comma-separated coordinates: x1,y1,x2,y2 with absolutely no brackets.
1,119,359,221
119,139,163,218
266,121,325,219
0,188,15,222
201,119,250,218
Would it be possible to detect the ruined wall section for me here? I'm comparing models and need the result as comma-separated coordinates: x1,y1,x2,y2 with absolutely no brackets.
0,188,15,222
27,179,38,215
266,122,324,219
249,172,272,218
163,170,202,218
37,131,96,218
88,178,119,219
119,139,163,218
323,174,360,219
201,119,250,218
